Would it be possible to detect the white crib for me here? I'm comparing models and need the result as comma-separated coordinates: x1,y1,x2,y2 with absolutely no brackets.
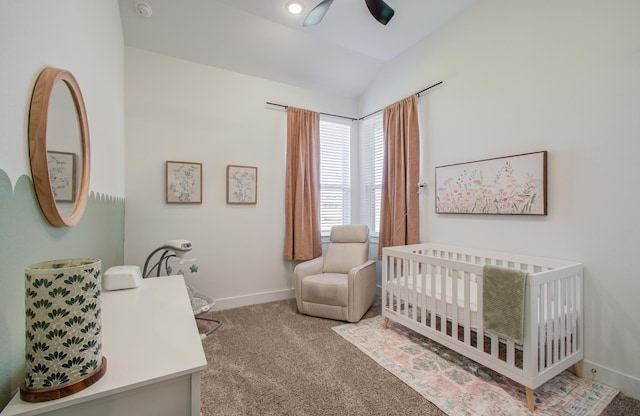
381,243,583,411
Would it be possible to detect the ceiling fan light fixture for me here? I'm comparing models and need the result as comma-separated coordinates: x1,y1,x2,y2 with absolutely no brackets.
286,1,304,15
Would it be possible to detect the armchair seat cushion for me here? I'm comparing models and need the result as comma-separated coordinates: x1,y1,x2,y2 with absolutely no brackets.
301,273,348,307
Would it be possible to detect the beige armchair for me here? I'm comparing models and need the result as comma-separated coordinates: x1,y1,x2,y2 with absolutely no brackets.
294,225,377,322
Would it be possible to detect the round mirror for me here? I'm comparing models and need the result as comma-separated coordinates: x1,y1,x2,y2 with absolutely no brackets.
29,67,91,227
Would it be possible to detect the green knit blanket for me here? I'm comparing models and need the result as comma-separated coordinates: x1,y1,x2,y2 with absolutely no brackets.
482,265,528,344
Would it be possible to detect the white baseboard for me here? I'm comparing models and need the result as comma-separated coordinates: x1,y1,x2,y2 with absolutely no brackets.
213,286,383,311
212,286,383,313
580,360,640,400
211,288,295,311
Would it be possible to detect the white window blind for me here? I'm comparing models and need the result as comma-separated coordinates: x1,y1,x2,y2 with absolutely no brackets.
319,118,351,235
361,112,383,235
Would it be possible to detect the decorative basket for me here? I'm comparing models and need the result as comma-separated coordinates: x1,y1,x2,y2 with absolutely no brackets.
21,258,107,402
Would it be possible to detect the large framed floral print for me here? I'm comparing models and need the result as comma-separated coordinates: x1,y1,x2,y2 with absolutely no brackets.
435,151,547,215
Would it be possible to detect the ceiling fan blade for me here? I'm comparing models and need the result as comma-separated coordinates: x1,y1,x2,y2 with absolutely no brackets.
364,0,395,25
303,0,334,27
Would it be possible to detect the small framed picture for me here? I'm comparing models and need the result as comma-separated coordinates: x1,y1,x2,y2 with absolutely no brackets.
227,165,257,205
166,161,202,204
47,151,76,202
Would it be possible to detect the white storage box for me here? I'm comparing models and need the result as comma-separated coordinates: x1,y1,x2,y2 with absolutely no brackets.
103,265,143,291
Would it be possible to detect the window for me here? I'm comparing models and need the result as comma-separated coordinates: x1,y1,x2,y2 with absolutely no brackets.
361,113,383,235
319,118,351,235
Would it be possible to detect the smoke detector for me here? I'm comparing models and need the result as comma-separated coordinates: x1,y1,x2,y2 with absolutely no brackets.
135,2,153,18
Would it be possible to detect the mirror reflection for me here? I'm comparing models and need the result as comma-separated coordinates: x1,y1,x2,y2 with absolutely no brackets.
46,81,82,216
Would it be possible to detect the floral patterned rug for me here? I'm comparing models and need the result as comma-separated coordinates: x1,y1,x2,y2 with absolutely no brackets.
333,316,618,416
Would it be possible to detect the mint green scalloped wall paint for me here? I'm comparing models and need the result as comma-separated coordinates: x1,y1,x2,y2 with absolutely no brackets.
0,170,124,408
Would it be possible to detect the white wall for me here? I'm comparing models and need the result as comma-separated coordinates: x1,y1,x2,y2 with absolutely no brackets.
0,0,125,197
0,0,125,408
123,47,358,309
361,0,640,399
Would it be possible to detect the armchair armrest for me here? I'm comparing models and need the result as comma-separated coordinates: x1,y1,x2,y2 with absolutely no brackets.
294,257,324,279
293,257,324,311
347,260,377,322
348,260,376,277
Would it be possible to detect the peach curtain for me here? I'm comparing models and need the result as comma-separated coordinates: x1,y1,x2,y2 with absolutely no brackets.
378,95,420,258
284,107,322,261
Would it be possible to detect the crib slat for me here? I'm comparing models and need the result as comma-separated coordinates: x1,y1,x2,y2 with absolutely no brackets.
553,280,566,362
414,261,419,322
387,256,393,312
408,259,413,319
397,258,402,316
389,257,398,312
420,262,427,325
463,271,471,345
476,274,484,352
560,279,573,359
396,257,402,314
451,269,459,336
558,279,564,363
383,255,389,311
551,279,558,365
387,256,391,310
571,276,577,354
490,335,499,358
440,266,447,334
416,261,422,322
404,260,415,317
506,339,515,366
538,284,545,372
547,281,558,367
402,258,408,318
543,283,549,371
382,255,387,311
546,282,553,368
430,266,440,331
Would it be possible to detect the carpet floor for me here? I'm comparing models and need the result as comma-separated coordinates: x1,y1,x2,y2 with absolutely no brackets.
197,298,640,416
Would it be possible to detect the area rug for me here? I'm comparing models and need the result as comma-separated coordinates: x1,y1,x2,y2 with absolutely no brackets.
332,316,618,416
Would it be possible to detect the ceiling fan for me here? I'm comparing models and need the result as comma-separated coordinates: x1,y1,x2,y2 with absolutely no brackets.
303,0,395,27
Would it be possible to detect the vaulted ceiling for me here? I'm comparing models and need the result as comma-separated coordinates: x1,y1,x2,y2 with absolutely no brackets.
119,0,475,98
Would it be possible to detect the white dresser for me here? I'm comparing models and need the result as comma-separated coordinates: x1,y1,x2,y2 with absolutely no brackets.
1,275,207,416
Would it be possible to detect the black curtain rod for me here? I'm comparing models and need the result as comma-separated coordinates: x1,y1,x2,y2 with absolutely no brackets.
266,80,443,122
359,81,443,121
265,102,358,121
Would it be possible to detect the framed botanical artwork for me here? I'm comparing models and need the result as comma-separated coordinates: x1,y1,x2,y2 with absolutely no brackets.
47,151,76,202
227,165,257,204
435,151,547,215
166,161,202,204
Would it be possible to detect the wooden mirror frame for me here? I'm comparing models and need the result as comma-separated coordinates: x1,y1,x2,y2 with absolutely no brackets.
29,67,91,227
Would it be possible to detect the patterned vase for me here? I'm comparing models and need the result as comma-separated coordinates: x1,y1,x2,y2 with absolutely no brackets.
21,258,107,402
